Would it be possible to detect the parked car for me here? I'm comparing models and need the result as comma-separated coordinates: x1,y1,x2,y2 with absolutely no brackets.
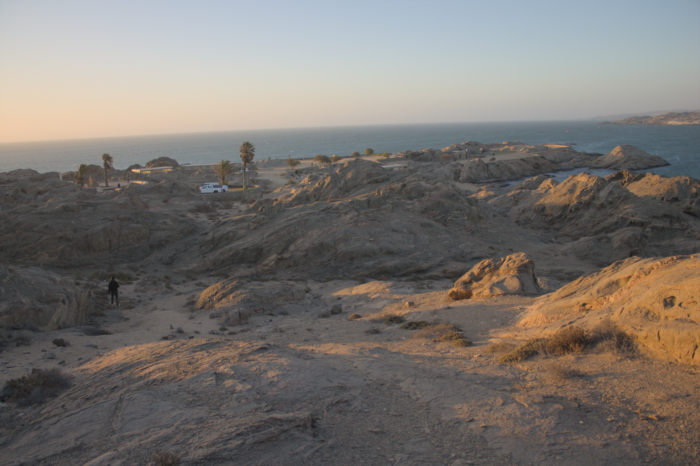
199,183,228,194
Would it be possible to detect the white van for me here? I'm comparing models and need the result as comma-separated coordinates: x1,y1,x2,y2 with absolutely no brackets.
199,183,229,194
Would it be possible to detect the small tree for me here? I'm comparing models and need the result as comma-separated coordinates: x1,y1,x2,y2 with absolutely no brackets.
286,157,300,168
365,148,374,156
330,154,341,163
74,164,88,187
351,151,360,158
239,141,255,189
102,153,113,187
212,160,235,186
314,154,331,165
381,152,391,158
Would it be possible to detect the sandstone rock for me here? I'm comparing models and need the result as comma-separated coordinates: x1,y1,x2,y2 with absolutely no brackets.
491,172,700,264
592,145,669,170
520,254,700,364
457,156,559,183
448,252,540,300
0,266,89,331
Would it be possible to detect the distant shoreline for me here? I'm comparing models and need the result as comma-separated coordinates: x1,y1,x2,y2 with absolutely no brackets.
600,111,700,126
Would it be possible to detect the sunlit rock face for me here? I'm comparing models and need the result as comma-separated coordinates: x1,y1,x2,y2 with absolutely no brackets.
448,252,541,300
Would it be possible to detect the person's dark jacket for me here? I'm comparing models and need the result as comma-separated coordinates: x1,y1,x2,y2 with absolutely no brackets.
108,279,119,294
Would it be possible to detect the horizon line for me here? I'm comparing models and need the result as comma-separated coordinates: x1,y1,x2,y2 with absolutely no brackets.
0,116,654,146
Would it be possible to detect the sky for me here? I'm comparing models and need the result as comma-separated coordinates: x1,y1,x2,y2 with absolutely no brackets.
0,0,699,143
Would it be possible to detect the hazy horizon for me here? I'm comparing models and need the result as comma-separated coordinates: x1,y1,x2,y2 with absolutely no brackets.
1,0,699,144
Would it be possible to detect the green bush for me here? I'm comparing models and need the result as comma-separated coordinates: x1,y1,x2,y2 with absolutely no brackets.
286,158,300,168
365,148,374,155
330,154,341,163
313,154,331,165
351,151,360,158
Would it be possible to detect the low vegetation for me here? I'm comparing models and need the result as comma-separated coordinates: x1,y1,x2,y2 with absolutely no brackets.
4,368,72,406
497,323,636,364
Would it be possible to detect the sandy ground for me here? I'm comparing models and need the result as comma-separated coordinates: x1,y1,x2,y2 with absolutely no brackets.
2,275,699,465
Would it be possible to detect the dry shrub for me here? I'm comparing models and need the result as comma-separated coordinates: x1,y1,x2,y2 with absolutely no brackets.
486,343,516,354
5,369,72,406
152,451,180,466
545,326,588,355
400,320,435,330
546,362,584,382
497,338,546,364
365,327,381,335
435,332,473,347
382,314,405,325
412,323,461,340
590,319,636,355
348,313,362,320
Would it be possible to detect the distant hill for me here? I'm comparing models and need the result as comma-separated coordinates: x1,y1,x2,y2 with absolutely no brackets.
600,111,700,126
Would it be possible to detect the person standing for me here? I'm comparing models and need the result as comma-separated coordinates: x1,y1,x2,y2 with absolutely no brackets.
108,277,119,306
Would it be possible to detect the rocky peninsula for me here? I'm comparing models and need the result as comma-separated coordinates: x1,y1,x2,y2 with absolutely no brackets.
0,140,698,465
600,111,700,126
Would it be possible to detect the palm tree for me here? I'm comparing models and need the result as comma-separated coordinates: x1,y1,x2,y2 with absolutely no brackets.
74,164,88,187
239,141,255,189
212,160,235,186
102,153,114,187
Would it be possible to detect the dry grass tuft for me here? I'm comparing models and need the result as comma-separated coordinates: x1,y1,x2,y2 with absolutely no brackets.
544,326,587,355
497,338,547,364
546,362,584,381
435,332,473,347
412,323,461,340
399,321,435,330
589,319,636,355
486,343,517,354
348,313,362,320
365,327,381,335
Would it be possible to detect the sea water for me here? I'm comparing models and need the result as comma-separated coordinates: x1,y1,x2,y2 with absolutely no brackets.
0,121,698,179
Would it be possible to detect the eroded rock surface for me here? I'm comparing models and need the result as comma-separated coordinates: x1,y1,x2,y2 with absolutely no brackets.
520,254,700,364
448,252,541,299
0,266,89,330
592,144,669,170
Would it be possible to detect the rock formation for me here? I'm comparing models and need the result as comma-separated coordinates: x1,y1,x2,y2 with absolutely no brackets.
0,266,89,330
448,252,540,299
592,145,669,170
488,172,700,263
519,254,700,365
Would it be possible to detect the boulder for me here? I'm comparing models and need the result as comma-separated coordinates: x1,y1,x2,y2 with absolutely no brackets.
592,145,669,170
448,252,541,300
519,254,700,365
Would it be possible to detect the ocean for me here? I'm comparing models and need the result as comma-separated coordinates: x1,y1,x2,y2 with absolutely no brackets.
1,121,698,179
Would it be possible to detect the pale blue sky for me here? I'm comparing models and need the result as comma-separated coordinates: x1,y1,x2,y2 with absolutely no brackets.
1,0,698,142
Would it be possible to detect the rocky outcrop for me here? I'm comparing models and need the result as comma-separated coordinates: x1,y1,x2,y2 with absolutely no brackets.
145,157,179,168
197,280,307,324
191,159,486,280
0,266,89,330
448,253,540,300
489,172,700,264
456,156,559,183
592,145,669,170
519,254,700,365
0,184,197,266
